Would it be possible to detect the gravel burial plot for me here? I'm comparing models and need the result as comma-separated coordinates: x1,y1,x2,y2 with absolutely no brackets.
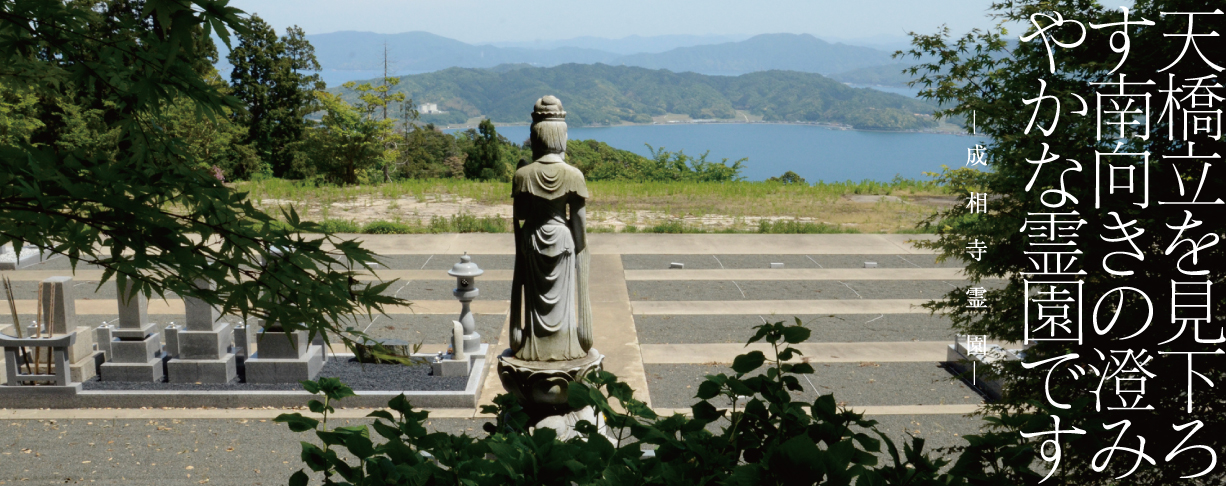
645,362,985,409
634,314,957,344
372,254,514,270
621,254,967,270
627,280,970,301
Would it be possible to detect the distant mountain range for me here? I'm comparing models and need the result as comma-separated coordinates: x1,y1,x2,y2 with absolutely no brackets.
333,63,939,131
489,34,753,55
219,31,913,86
612,34,893,76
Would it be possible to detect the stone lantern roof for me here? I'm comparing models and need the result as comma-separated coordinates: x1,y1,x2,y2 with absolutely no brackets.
448,253,484,278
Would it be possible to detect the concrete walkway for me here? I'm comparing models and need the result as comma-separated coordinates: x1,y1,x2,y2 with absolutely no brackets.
336,233,937,255
640,342,954,364
625,267,969,281
632,299,931,315
653,404,980,416
588,254,651,406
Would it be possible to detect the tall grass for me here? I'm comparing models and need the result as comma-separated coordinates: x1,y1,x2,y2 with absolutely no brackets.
235,177,949,207
757,220,860,234
290,215,511,234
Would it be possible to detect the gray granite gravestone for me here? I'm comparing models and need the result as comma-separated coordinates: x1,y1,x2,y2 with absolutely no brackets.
166,279,236,383
243,248,324,384
33,277,100,382
99,280,163,381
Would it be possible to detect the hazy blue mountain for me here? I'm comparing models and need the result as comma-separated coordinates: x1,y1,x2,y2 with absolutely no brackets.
305,31,618,72
612,33,895,75
228,31,904,86
334,63,940,131
820,34,915,52
490,34,752,54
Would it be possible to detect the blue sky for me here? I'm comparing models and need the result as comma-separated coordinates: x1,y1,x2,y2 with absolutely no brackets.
225,0,1012,45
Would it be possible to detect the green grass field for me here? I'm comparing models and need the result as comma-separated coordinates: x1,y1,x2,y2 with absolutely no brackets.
236,177,955,234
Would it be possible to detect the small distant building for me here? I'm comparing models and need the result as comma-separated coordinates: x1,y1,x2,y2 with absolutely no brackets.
421,103,445,114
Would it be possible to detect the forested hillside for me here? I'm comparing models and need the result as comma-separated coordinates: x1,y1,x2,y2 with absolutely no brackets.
335,63,939,130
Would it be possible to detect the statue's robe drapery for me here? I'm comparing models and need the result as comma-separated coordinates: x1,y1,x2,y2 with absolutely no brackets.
510,154,592,361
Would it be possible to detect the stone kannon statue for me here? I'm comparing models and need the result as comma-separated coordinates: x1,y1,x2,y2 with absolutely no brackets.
499,96,604,438
509,95,593,362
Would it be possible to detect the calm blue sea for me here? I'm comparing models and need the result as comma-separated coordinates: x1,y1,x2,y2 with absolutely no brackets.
454,124,984,183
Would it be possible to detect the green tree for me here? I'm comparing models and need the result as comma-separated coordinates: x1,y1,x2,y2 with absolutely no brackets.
227,15,323,178
355,77,406,183
906,0,1225,483
397,124,463,179
463,118,513,181
1,0,404,359
157,72,262,179
306,87,397,185
0,81,44,146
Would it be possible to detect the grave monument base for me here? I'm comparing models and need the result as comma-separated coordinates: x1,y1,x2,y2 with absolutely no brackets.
244,345,324,384
167,354,237,383
100,334,164,382
432,343,487,377
69,351,103,383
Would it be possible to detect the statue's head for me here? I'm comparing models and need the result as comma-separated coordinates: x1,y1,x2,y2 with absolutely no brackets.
530,95,567,160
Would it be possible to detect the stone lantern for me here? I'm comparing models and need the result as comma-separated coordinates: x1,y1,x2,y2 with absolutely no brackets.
448,253,483,354
430,253,486,377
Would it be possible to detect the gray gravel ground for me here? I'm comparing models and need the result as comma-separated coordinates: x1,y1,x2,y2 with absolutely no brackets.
80,357,465,391
817,254,967,269
648,412,987,465
0,413,984,484
388,279,512,301
645,363,985,409
373,254,514,270
627,280,994,301
858,414,989,456
635,314,957,344
622,254,824,269
621,254,968,270
355,313,506,348
0,417,490,485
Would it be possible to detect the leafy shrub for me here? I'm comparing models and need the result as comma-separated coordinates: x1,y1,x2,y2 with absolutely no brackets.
758,219,859,234
277,319,982,485
427,214,511,233
361,220,416,234
318,219,362,233
645,221,687,233
449,213,511,233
